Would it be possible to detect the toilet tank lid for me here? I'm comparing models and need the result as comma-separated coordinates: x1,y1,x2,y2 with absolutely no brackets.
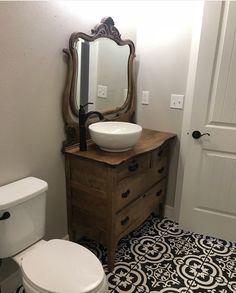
0,177,48,210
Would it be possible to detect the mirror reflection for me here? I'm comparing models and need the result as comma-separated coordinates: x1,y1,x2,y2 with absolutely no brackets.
75,37,130,112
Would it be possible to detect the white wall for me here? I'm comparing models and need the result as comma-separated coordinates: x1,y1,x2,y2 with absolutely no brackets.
0,1,137,285
135,1,203,207
0,0,202,286
0,0,201,238
0,0,137,238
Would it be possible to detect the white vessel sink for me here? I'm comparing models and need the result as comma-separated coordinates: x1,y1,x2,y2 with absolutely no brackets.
88,122,142,152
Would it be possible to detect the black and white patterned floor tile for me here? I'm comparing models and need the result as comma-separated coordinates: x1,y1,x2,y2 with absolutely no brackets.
13,214,236,293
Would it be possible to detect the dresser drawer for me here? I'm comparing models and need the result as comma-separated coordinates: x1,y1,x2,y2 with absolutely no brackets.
115,154,167,212
115,171,151,212
117,153,151,181
151,145,169,166
154,156,168,182
115,179,166,238
143,179,166,212
115,195,143,237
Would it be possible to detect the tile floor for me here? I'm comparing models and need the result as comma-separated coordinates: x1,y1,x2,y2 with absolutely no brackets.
14,215,236,292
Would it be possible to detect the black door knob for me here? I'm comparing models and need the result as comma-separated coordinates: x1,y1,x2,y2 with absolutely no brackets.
192,130,210,139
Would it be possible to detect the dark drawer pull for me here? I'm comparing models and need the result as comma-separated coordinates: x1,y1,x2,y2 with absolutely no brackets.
158,167,165,174
128,162,139,172
121,216,130,226
156,189,163,197
0,211,11,221
121,189,130,198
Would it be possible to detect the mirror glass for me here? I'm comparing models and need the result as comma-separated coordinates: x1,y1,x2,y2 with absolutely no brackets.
75,37,130,112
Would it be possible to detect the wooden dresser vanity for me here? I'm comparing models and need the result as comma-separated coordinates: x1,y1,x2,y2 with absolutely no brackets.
64,129,174,270
61,17,176,270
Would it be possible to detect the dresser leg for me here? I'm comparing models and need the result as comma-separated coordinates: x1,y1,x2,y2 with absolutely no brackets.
153,203,164,218
159,202,164,218
107,246,116,272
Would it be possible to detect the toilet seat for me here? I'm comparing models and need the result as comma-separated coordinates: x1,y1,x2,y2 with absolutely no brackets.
21,239,106,293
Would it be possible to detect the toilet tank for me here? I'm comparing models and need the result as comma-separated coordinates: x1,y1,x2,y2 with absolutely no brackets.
0,177,48,258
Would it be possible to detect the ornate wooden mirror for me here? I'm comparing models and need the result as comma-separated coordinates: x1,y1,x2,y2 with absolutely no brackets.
62,17,136,148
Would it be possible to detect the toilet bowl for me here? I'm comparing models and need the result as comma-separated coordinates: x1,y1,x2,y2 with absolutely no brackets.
0,177,108,293
13,239,108,293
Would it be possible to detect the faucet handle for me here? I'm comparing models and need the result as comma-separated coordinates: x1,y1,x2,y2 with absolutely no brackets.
80,102,93,111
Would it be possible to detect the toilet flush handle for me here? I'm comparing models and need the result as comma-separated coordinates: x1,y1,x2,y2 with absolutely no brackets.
0,211,11,221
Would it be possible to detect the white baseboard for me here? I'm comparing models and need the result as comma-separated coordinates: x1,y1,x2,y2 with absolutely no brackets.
164,205,175,221
62,234,69,240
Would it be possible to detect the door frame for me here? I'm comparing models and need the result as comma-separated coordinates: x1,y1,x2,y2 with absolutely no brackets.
174,1,206,221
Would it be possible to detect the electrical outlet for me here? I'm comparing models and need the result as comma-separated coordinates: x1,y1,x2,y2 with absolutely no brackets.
142,91,150,105
97,85,107,98
170,94,184,109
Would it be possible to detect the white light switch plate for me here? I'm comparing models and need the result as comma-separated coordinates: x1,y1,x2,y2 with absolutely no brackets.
97,85,107,98
170,94,184,109
142,91,150,105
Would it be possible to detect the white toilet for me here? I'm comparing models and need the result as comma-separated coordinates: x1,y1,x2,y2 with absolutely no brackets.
0,177,108,293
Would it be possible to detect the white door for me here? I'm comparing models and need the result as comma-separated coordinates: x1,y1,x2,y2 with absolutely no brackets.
179,1,236,242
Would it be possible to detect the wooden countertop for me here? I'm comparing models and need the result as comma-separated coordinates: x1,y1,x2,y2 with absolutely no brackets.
64,128,176,166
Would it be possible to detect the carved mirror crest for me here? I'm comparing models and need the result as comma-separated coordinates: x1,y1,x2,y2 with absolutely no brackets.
62,17,136,148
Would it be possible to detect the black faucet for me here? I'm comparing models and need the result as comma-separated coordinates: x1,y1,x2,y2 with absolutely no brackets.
79,103,104,151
